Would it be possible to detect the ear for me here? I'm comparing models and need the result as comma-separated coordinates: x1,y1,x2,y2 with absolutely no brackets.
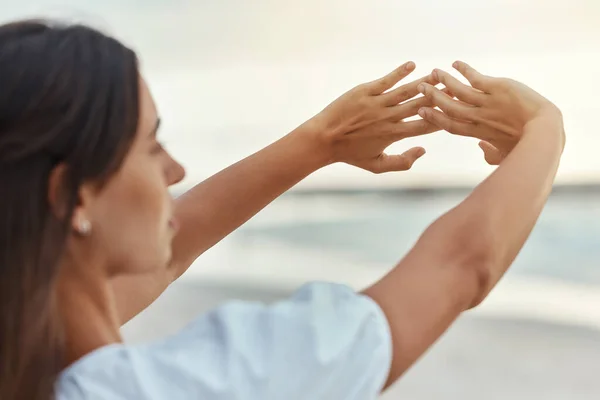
48,163,70,220
48,163,94,235
71,182,97,236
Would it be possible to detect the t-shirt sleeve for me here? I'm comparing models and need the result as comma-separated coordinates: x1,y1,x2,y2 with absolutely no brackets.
136,282,393,400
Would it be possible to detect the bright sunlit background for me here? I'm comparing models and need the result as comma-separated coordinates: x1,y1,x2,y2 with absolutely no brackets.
5,1,600,398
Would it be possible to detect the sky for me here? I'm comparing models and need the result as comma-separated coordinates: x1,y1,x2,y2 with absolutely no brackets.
3,0,600,190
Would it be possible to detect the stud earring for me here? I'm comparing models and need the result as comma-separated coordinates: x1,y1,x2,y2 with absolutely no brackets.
77,219,92,236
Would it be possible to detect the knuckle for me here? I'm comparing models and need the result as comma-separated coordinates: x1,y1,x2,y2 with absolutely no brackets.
356,96,372,110
495,77,511,88
471,76,484,86
378,77,392,88
354,83,370,94
414,119,429,130
416,96,432,107
395,89,410,101
444,108,461,119
408,102,421,114
375,78,387,89
397,157,410,170
446,121,461,135
423,121,438,133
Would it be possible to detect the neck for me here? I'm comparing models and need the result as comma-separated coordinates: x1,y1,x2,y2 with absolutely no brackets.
58,263,122,368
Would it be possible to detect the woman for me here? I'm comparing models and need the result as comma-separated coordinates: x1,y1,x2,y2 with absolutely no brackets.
0,20,564,400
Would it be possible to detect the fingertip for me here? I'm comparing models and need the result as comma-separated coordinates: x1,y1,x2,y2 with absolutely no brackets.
479,141,495,152
405,61,415,71
418,107,430,118
453,61,462,69
405,149,423,161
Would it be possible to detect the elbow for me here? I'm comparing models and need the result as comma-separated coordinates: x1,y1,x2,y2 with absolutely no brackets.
450,231,498,310
425,213,498,309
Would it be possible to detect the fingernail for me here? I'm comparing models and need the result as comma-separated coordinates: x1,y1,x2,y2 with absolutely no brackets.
431,69,439,80
417,83,426,93
405,61,415,70
418,107,428,118
452,61,460,69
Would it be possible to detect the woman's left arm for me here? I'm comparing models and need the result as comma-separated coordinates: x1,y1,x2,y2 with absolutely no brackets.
113,62,439,324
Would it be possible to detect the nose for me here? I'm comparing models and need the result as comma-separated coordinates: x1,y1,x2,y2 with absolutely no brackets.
165,153,186,186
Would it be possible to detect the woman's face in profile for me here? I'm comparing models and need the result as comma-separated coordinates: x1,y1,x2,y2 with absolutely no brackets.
68,77,186,276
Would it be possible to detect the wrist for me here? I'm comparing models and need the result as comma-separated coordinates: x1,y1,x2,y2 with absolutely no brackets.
291,117,337,167
536,104,563,124
526,106,566,150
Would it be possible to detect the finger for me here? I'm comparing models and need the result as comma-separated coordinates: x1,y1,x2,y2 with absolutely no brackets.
369,147,426,173
452,61,492,92
479,141,503,165
385,87,453,122
366,61,416,95
418,83,480,122
385,95,432,122
418,107,484,139
378,74,438,106
432,68,487,106
388,119,441,139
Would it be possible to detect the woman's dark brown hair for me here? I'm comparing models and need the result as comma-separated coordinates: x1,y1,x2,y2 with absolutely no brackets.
0,20,140,399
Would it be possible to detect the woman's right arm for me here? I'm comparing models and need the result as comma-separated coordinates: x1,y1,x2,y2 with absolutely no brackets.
363,62,566,390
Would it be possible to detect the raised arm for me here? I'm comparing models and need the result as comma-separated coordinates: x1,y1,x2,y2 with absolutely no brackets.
168,63,439,271
363,62,565,389
114,62,441,323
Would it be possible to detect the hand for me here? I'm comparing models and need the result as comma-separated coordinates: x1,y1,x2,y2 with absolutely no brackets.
307,61,440,174
417,61,564,165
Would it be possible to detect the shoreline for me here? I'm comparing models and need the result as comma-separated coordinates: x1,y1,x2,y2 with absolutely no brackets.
174,182,600,198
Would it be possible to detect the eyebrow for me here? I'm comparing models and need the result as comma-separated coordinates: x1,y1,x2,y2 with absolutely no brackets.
150,118,161,138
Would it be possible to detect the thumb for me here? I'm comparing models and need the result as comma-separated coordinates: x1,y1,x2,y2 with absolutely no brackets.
478,141,503,165
370,146,426,173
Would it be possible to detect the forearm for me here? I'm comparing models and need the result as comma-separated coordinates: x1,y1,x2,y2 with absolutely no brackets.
114,64,435,325
170,122,330,273
456,111,564,298
366,112,564,388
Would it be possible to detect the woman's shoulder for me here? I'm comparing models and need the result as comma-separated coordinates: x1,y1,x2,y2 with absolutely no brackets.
56,343,140,399
56,282,392,400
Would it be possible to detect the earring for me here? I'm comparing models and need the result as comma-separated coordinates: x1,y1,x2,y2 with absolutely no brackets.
77,219,92,236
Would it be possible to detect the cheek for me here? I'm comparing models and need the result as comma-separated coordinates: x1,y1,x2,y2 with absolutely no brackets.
107,169,166,226
93,162,171,270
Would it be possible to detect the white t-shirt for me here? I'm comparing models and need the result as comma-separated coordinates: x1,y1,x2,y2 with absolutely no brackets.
56,282,392,399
